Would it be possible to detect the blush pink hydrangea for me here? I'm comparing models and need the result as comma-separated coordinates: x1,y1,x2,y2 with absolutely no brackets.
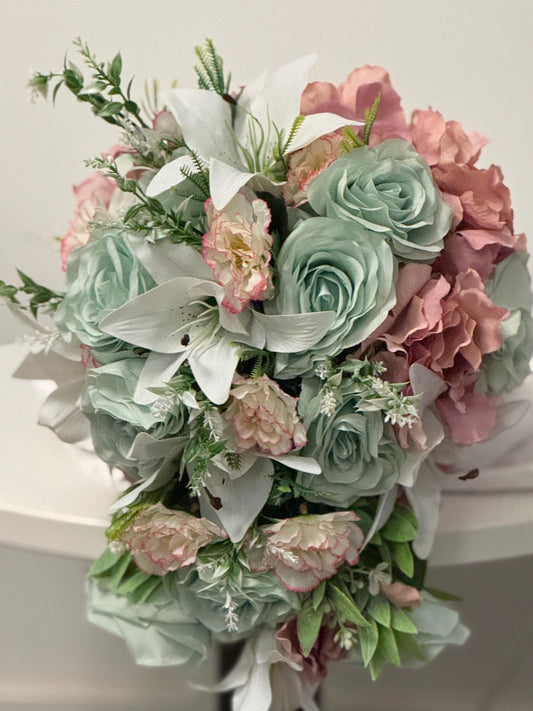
61,172,116,269
283,133,343,206
202,190,273,313
246,512,364,593
224,375,307,456
120,502,227,576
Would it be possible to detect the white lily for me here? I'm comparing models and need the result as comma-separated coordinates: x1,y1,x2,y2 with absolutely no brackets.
146,55,360,209
100,240,334,405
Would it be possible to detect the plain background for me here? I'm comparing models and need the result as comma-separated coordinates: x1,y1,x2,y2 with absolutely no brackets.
1,1,533,709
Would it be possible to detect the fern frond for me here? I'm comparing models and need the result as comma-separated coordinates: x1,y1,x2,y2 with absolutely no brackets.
341,126,364,152
363,93,381,145
194,39,230,95
281,114,305,155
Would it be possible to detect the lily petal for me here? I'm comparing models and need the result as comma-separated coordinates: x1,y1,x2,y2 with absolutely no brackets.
252,311,336,352
130,239,212,284
189,335,240,404
134,351,187,405
145,154,196,197
209,158,256,210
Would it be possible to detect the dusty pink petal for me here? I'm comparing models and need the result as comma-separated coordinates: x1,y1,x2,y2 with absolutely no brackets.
436,390,496,445
276,618,346,682
381,582,422,608
433,232,504,281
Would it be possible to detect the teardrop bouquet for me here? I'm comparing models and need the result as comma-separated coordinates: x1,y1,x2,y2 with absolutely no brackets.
6,39,533,710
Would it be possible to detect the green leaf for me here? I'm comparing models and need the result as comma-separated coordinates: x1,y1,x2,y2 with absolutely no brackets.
63,68,84,94
368,595,391,627
359,617,379,667
88,548,121,577
381,507,418,543
96,101,123,117
390,606,418,634
424,586,462,602
377,624,401,667
312,581,326,611
392,542,414,578
330,585,369,627
123,203,145,223
124,100,140,114
297,603,323,657
110,552,133,590
129,576,163,604
395,630,427,663
116,569,153,596
109,53,122,85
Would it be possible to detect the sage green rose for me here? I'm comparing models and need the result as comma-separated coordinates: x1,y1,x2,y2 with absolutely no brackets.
479,252,533,395
87,577,211,666
274,217,396,378
307,139,452,261
55,231,156,362
298,391,405,506
81,357,186,477
176,549,299,640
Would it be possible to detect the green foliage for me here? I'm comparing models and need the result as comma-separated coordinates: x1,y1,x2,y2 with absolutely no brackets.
297,600,324,656
105,480,176,541
390,541,415,578
341,125,365,152
0,271,64,318
381,506,418,543
182,409,227,493
363,93,381,145
424,587,462,602
194,39,230,95
88,550,163,604
330,584,368,627
368,595,391,627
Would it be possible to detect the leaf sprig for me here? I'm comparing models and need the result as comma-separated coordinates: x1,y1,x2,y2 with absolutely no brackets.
0,270,64,318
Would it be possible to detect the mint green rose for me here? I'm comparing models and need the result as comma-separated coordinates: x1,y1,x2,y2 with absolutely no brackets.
55,231,156,362
87,577,211,666
479,252,533,395
274,217,396,378
298,391,405,506
176,549,299,640
307,139,452,261
81,357,186,477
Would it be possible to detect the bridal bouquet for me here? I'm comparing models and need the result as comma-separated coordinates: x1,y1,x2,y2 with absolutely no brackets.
6,39,532,709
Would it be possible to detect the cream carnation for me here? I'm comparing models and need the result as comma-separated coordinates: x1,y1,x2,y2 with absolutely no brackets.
202,190,273,313
283,133,343,206
246,512,364,593
224,375,307,456
120,503,227,576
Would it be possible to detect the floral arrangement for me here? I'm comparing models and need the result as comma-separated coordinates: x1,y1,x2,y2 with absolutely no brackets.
5,39,533,710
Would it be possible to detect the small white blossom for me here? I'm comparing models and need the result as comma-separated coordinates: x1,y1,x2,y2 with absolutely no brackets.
368,562,392,596
320,388,338,416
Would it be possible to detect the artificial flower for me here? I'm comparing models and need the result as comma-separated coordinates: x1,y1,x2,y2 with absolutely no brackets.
283,133,343,206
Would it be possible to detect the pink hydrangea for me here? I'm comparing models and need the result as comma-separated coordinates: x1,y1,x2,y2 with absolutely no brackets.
61,172,116,269
283,133,343,206
224,375,307,456
301,65,408,146
409,108,488,170
246,512,364,593
276,617,346,682
120,502,227,576
368,263,509,444
202,191,273,313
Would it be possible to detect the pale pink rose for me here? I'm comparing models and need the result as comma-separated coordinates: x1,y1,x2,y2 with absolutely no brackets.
120,502,227,576
367,264,508,444
301,65,408,146
224,375,307,456
283,133,343,206
276,617,346,682
409,108,488,169
432,163,514,232
246,512,364,593
61,172,116,269
203,191,273,313
381,582,422,608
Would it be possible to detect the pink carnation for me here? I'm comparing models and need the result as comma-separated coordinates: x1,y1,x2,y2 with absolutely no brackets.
409,108,488,169
120,502,227,576
301,65,408,146
283,133,343,206
61,172,116,269
246,512,364,593
276,617,346,683
203,191,273,313
224,375,307,456
368,263,508,444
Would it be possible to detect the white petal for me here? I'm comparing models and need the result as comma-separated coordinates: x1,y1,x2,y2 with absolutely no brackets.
129,238,212,285
164,89,240,167
269,454,321,474
134,351,187,405
38,379,90,444
288,111,362,153
199,458,274,542
100,278,206,353
145,154,195,197
209,158,256,210
13,349,84,383
189,335,239,404
127,432,187,461
360,488,398,553
406,463,445,559
252,311,335,352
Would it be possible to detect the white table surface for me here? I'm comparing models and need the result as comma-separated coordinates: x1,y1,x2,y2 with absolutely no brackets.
1,343,532,566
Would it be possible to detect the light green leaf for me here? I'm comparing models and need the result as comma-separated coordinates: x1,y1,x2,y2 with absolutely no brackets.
88,548,121,577
312,581,326,611
391,606,418,634
331,585,369,627
382,508,418,543
377,624,401,667
392,542,414,578
424,586,462,602
128,576,163,604
97,101,123,117
368,595,391,627
110,552,132,590
359,617,379,667
297,603,323,657
109,53,122,85
395,630,427,663
115,570,152,596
